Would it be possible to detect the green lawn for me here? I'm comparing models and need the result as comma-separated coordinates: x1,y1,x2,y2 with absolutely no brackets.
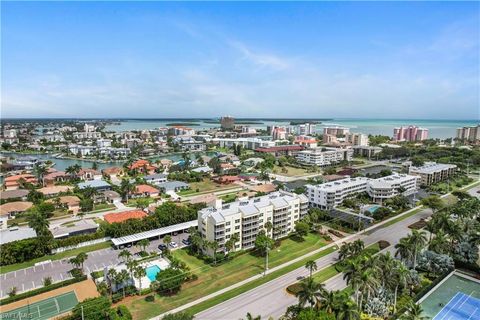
122,232,331,319
0,242,112,274
178,178,238,196
272,165,310,177
126,197,157,207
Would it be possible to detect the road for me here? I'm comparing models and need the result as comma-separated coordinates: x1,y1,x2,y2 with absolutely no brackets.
0,232,189,298
195,207,432,320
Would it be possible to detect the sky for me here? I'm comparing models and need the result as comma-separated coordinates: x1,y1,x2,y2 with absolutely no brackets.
1,1,479,119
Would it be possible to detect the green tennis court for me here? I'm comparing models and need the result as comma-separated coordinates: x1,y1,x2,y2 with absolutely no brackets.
1,291,78,320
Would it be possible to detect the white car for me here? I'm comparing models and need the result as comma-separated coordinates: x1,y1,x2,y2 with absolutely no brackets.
169,241,178,248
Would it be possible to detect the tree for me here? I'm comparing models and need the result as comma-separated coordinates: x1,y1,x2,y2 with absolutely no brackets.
254,230,274,256
164,235,172,246
162,312,195,320
43,276,52,287
72,296,112,320
420,195,444,213
36,202,55,218
133,266,146,294
80,198,94,213
401,301,428,320
76,252,88,273
116,269,130,298
411,157,425,167
243,313,261,320
305,260,317,279
295,278,326,308
417,250,454,277
409,230,428,269
294,221,310,239
154,267,186,294
120,179,135,202
27,211,50,237
137,239,150,253
210,241,219,264
33,164,48,185
92,162,98,170
136,198,150,210
118,249,132,264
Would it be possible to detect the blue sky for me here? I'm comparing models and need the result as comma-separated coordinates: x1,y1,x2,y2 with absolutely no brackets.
1,1,479,119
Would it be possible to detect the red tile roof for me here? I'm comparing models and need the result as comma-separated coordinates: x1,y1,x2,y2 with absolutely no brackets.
104,210,148,224
134,184,159,195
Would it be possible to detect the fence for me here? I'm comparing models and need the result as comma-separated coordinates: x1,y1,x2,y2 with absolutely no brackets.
52,237,111,254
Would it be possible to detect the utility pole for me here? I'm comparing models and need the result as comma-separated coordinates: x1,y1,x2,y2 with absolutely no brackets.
81,305,84,320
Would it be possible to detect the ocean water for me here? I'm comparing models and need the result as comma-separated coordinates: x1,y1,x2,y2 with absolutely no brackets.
105,118,478,139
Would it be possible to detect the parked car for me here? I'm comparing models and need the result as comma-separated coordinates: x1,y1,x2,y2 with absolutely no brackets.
182,238,191,245
169,241,178,248
158,244,167,251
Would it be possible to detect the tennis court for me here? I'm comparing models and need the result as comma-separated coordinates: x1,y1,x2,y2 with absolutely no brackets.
1,291,78,320
433,292,480,320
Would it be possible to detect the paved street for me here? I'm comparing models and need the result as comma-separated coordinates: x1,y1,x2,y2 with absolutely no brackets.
195,208,432,320
0,232,189,298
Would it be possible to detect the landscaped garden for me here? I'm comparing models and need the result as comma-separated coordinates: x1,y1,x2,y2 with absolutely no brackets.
120,232,331,319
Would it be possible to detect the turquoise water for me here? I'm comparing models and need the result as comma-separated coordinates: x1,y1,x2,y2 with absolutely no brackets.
0,151,216,171
145,265,161,281
105,118,478,139
420,274,480,319
366,205,381,213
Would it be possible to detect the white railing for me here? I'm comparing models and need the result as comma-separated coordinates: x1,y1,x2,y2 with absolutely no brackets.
52,237,111,253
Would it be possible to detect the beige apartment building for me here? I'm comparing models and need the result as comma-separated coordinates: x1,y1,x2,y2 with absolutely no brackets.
198,191,308,255
408,162,457,186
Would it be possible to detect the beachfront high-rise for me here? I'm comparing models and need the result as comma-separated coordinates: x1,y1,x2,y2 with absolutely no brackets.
456,125,480,143
393,126,429,142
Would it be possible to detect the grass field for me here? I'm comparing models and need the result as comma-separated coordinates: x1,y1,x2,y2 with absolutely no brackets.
272,165,310,177
122,232,330,319
1,242,111,274
178,178,238,196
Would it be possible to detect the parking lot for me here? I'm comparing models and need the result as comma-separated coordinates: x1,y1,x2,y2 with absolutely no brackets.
0,232,189,298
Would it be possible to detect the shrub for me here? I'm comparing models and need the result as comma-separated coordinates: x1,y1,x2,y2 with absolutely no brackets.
43,277,53,287
145,295,155,302
286,283,303,295
377,240,390,250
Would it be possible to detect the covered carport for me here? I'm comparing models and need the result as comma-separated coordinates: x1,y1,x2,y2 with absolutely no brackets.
111,220,198,248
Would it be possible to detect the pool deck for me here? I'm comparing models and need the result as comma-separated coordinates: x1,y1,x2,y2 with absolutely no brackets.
134,258,170,289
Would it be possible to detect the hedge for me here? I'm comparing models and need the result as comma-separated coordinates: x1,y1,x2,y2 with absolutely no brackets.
0,275,87,306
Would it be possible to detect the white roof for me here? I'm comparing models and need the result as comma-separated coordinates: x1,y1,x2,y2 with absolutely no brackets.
307,177,369,192
410,162,457,174
111,220,197,246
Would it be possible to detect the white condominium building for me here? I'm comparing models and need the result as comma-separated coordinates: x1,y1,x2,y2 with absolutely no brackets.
409,162,457,186
345,133,369,146
306,177,370,209
296,147,353,166
211,137,275,150
456,125,480,143
367,174,419,202
198,191,309,254
306,173,419,209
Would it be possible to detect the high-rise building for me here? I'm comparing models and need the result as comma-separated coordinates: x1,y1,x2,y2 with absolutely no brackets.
456,125,480,143
323,127,350,136
272,127,287,140
345,132,369,146
393,126,429,142
198,191,309,255
298,123,316,135
220,116,235,130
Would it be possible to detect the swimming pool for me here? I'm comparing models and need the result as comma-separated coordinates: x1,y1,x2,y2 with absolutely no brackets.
365,205,381,213
145,265,161,281
419,273,480,319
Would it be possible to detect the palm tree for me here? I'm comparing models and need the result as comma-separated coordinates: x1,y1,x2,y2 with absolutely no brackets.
163,235,172,246
393,262,411,313
357,269,380,310
395,237,414,267
118,249,132,264
34,164,48,186
126,260,138,279
137,239,150,253
243,313,261,320
27,211,50,237
133,266,146,294
320,289,337,314
120,179,135,202
116,269,130,298
305,260,317,279
210,241,219,265
181,152,191,171
68,256,81,270
343,260,362,305
409,230,427,269
401,301,428,320
295,278,326,308
66,164,81,177
428,230,449,254
75,252,88,273
338,243,352,263
107,268,118,296
425,220,438,244
264,221,273,236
